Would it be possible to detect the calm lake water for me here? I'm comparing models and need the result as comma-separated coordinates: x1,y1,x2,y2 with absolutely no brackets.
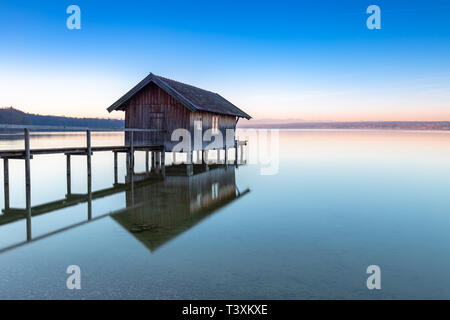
1,129,450,299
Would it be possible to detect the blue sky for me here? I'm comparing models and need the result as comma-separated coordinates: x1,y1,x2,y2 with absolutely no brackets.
0,0,449,121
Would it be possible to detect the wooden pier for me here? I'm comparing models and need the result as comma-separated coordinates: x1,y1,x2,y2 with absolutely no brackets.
0,126,247,235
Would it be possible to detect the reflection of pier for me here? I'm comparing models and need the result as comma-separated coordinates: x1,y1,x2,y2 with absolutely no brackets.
114,165,249,252
0,132,249,254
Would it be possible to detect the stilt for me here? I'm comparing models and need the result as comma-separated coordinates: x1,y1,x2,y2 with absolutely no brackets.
186,151,193,176
145,150,149,173
203,149,209,171
3,158,9,210
24,128,31,241
225,147,228,165
86,130,92,188
113,151,118,185
240,144,244,163
234,140,238,166
151,151,156,172
155,151,161,168
160,150,166,177
129,130,134,172
66,154,71,195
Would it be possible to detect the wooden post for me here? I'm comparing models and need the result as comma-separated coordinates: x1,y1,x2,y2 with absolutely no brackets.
203,149,209,171
3,158,9,210
66,154,71,195
225,147,228,165
152,151,157,171
234,140,238,166
113,151,118,185
24,128,31,241
145,150,149,173
155,151,161,170
186,151,193,176
129,130,134,172
86,130,92,195
240,144,244,163
160,150,165,178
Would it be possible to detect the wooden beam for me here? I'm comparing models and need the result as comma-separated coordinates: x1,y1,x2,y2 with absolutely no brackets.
114,151,118,185
86,130,92,194
66,154,71,195
3,158,9,210
24,128,31,241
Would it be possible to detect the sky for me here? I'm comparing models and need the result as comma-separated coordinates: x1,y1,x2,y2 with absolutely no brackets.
0,0,449,122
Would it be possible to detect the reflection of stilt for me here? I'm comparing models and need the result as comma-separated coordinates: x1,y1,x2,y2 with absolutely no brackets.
3,158,9,210
87,185,92,220
24,129,31,241
113,151,118,185
66,154,71,195
130,171,135,206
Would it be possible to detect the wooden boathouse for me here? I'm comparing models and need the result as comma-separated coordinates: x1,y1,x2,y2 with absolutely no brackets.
107,73,251,156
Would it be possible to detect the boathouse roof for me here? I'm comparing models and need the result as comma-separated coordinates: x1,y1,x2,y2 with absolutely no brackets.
107,73,251,119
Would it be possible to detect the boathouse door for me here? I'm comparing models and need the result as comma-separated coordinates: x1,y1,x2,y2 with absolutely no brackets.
149,111,165,144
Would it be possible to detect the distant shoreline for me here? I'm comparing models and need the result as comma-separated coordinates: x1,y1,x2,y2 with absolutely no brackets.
238,121,450,131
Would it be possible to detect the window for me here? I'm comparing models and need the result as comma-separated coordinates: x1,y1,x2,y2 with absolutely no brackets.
212,116,219,134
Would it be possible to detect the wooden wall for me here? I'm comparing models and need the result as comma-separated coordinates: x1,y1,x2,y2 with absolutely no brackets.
125,82,237,151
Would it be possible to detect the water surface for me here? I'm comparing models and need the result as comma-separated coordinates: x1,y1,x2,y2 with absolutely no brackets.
0,130,450,299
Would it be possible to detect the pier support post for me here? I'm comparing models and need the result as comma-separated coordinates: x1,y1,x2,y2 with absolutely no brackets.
145,150,149,173
66,154,71,196
202,149,209,171
234,140,238,166
160,150,165,178
151,151,156,172
24,128,31,241
3,158,9,210
240,144,244,164
186,151,193,176
129,130,135,172
155,151,161,172
225,147,228,165
86,131,92,220
86,130,92,189
113,151,118,185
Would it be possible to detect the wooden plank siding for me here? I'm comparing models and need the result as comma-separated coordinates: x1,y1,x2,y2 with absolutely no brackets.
124,83,237,151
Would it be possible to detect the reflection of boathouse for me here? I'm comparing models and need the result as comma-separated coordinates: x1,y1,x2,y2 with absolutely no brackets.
112,166,249,252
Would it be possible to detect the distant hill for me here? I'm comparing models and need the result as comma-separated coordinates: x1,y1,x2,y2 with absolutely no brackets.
0,107,124,129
